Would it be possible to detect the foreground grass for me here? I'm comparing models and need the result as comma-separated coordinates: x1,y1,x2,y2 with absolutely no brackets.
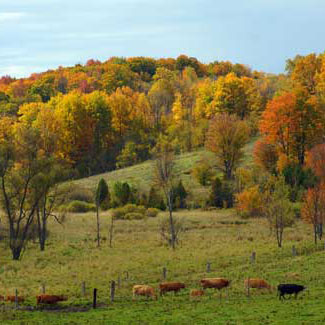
0,208,324,324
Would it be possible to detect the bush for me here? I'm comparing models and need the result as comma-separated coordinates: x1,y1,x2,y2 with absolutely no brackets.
123,204,146,215
64,200,96,213
235,186,264,218
124,212,145,220
111,204,148,220
65,186,94,203
111,207,126,219
192,160,214,186
146,208,160,218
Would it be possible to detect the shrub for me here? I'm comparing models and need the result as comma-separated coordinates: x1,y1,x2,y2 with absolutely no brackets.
111,204,148,220
64,200,96,213
124,212,145,220
192,160,214,186
123,204,146,214
65,186,94,203
146,208,160,218
111,207,126,219
235,186,264,218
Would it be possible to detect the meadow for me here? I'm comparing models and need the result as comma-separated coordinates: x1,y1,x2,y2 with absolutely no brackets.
0,208,324,324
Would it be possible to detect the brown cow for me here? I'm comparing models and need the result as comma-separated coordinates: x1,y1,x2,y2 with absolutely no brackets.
159,282,186,296
200,278,230,299
36,295,68,305
244,278,272,294
132,285,156,300
190,289,204,298
6,296,25,303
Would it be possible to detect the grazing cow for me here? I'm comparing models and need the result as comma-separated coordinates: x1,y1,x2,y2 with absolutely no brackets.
132,285,156,300
277,284,306,300
36,295,68,305
200,278,230,299
244,278,271,292
190,289,204,298
6,296,25,303
159,282,186,296
200,278,230,290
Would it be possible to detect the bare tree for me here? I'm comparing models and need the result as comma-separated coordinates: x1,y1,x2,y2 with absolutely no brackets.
108,215,114,248
153,137,177,249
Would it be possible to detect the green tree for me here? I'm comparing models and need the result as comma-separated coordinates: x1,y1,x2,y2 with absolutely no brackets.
206,113,250,179
95,178,109,247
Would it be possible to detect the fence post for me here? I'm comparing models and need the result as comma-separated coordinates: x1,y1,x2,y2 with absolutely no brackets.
250,252,256,264
41,284,46,294
125,271,129,280
247,278,250,298
162,267,167,280
292,245,297,257
15,289,18,309
93,288,97,309
110,281,116,303
206,262,211,273
82,281,86,296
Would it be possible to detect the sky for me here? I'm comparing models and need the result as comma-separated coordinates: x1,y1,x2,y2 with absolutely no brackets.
0,0,324,78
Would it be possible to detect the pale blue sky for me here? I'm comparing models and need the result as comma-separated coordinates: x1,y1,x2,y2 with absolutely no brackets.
0,0,324,77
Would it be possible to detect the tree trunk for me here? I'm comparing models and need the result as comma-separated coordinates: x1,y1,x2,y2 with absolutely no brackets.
314,224,318,245
167,192,176,250
96,204,100,247
36,206,46,251
12,246,22,260
109,217,114,248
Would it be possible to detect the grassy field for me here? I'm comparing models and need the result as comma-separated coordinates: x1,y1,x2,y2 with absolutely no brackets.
0,208,324,324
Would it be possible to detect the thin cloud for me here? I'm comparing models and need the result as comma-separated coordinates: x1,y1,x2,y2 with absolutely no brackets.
0,12,27,23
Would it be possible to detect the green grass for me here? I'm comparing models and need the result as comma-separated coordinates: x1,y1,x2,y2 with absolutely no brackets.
72,138,258,204
0,209,324,324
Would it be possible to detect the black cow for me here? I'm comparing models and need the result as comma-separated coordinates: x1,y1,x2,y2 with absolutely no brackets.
277,284,306,300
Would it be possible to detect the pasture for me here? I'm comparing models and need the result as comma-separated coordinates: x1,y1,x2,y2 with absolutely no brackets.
0,209,324,324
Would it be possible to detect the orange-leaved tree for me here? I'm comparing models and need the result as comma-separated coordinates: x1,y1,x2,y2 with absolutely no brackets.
259,88,323,165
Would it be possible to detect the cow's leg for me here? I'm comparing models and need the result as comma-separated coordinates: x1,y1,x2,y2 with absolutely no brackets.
294,293,298,299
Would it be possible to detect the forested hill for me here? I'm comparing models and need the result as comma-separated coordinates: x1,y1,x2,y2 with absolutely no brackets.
0,53,324,179
0,54,285,177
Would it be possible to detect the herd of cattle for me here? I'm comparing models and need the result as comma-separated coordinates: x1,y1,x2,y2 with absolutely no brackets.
0,278,306,306
133,278,307,301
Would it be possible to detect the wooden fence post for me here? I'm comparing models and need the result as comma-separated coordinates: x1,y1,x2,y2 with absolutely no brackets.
162,267,167,280
125,271,129,280
15,289,18,309
82,281,86,296
41,284,46,294
250,252,256,264
292,245,297,257
206,262,211,273
93,288,97,309
110,281,116,303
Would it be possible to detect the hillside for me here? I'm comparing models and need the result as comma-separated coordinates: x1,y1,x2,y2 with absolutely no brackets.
72,138,257,202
